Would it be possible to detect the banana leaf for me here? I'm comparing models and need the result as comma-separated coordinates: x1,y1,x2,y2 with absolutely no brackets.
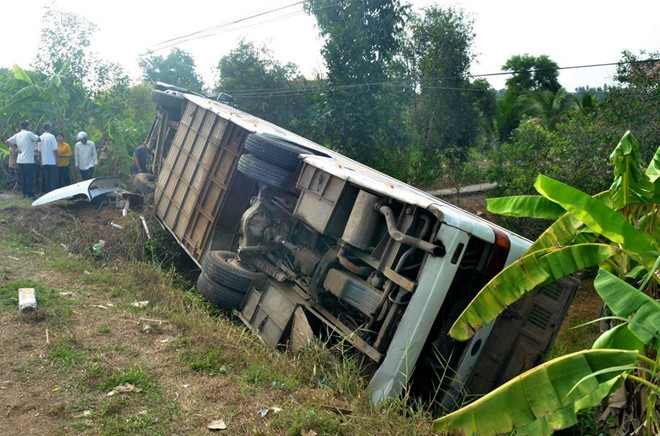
594,269,660,350
592,323,645,351
528,212,584,253
534,174,654,258
526,191,611,253
609,131,655,210
637,207,660,243
433,349,638,436
450,244,618,341
486,195,566,219
646,144,660,195
0,85,52,113
12,64,32,84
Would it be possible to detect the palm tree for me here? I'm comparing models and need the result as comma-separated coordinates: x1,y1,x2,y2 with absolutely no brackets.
492,89,533,144
528,87,574,130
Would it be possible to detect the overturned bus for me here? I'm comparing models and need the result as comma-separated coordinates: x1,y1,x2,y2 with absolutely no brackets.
146,83,577,408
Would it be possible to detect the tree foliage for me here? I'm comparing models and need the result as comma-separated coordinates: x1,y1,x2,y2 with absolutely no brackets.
304,0,411,167
503,54,561,93
408,6,492,156
33,5,128,95
216,40,317,138
139,48,204,92
33,5,96,84
490,51,660,240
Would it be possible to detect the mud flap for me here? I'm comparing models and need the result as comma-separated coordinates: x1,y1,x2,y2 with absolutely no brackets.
238,281,305,348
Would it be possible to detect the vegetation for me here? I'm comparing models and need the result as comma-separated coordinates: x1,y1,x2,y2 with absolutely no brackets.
1,1,660,434
304,0,411,169
215,40,318,139
436,132,660,435
2,3,658,203
139,48,204,92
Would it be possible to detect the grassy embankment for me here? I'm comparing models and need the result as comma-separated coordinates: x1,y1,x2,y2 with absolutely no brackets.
0,197,434,435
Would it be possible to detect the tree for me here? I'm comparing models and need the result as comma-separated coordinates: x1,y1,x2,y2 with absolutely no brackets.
304,0,410,167
33,5,97,84
605,50,660,164
615,49,660,88
33,5,126,96
528,87,574,130
503,54,561,93
139,48,204,92
407,6,493,158
491,88,533,143
215,40,317,138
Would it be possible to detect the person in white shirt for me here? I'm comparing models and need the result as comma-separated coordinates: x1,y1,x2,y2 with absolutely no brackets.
39,123,59,192
6,120,39,198
74,131,98,180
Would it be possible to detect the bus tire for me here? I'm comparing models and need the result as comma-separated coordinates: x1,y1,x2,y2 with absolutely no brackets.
202,251,267,292
237,153,293,189
244,133,308,170
196,271,245,310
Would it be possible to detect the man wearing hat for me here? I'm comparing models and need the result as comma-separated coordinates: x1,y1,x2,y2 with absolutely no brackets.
74,131,98,180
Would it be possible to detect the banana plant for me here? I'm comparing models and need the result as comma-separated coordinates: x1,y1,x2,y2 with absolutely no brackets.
450,131,660,340
0,64,69,130
435,270,660,435
436,131,660,434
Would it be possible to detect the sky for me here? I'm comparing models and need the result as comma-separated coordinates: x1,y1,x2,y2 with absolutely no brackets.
1,0,659,92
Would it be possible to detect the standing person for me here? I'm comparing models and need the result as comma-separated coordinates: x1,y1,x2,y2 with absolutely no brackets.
39,123,59,192
8,145,19,190
131,141,148,174
74,131,97,180
56,133,72,186
6,120,39,199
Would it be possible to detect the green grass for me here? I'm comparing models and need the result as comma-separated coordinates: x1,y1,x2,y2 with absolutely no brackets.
242,363,299,391
3,228,36,250
50,257,90,273
0,198,32,207
0,279,71,322
102,365,155,393
96,326,111,334
81,270,115,285
95,365,180,435
49,337,89,372
15,359,39,383
180,346,227,375
271,405,342,435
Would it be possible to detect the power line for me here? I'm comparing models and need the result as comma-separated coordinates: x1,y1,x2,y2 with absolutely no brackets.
151,9,311,52
147,1,341,53
223,59,659,99
148,1,304,51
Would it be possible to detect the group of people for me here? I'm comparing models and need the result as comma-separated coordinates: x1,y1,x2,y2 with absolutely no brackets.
5,120,98,199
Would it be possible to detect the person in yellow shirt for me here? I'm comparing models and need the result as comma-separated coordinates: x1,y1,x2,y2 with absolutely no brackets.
56,133,73,187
